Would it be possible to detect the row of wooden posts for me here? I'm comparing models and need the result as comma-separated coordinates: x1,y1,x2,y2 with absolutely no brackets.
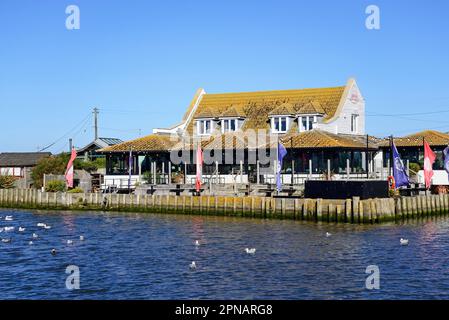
0,188,448,223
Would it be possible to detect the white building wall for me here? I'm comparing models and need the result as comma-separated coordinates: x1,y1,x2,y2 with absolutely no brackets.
317,80,365,135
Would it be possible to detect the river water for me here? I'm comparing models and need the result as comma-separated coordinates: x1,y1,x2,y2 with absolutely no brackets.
1,208,449,300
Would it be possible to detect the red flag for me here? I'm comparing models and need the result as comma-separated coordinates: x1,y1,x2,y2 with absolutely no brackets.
195,145,203,192
424,140,436,189
65,148,77,188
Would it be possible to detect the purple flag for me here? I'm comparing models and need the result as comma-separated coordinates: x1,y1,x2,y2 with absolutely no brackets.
276,142,288,192
392,141,409,188
443,146,449,178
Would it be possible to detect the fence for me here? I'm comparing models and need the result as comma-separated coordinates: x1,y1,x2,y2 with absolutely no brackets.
1,188,449,224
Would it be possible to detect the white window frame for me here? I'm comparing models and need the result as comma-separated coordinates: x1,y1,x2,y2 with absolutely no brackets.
271,116,289,133
351,114,358,133
221,118,239,133
298,115,317,132
197,119,212,136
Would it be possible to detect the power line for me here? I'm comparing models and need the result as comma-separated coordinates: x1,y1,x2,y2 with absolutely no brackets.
38,113,91,152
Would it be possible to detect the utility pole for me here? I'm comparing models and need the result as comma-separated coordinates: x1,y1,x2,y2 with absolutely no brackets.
69,138,73,151
93,107,99,140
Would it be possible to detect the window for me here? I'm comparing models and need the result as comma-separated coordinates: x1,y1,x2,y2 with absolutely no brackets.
222,119,238,133
351,114,358,133
299,115,316,132
272,117,288,133
197,120,212,135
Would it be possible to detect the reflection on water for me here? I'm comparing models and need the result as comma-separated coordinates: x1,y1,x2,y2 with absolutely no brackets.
1,209,449,299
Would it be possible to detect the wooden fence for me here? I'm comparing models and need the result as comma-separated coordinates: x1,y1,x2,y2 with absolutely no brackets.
0,188,449,223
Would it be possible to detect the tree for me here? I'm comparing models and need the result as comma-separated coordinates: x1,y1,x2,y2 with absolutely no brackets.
31,153,70,189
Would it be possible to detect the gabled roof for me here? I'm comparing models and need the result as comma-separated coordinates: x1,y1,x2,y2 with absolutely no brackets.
297,100,325,114
219,106,245,118
185,84,348,133
99,134,178,152
268,103,294,116
0,152,52,167
77,137,123,153
378,130,449,147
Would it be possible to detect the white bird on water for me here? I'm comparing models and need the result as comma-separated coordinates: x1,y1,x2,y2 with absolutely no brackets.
29,241,34,245
37,223,46,227
44,225,51,230
245,248,256,255
195,240,200,246
4,227,14,232
5,216,13,221
32,233,38,239
67,240,73,245
326,232,332,237
400,238,409,246
80,235,84,241
190,261,197,270
18,227,26,232
0,228,3,233
2,238,11,243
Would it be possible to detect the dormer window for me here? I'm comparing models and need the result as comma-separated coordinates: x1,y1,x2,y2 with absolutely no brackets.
222,118,237,133
271,116,289,133
298,115,318,132
197,119,212,135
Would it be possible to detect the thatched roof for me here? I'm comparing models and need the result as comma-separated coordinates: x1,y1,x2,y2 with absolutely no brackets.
378,130,449,148
186,85,346,134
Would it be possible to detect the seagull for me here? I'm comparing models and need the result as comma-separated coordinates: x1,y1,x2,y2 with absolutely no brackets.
79,235,84,241
326,232,332,237
0,228,3,233
245,248,256,255
29,241,34,245
195,240,200,246
37,223,46,227
32,233,38,239
18,227,26,232
44,225,51,230
189,261,197,270
4,227,14,232
2,238,11,243
5,216,13,221
51,249,57,255
67,240,73,245
400,238,409,246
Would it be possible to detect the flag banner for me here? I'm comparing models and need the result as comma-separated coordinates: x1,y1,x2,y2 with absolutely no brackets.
195,145,203,193
65,148,77,188
443,146,449,178
392,140,410,188
276,142,288,192
424,140,436,189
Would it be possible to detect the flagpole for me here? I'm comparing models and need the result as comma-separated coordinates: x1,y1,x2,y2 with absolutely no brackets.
389,135,393,177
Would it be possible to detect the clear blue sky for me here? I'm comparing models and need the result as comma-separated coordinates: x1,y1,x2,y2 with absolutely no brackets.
1,0,449,153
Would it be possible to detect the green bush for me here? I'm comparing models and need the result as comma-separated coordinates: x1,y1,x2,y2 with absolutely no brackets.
45,180,66,192
0,175,16,189
68,187,84,193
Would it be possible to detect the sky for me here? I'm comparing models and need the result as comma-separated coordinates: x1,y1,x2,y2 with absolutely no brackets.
1,0,449,153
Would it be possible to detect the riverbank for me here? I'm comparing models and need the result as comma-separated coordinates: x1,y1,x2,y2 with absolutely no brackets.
1,188,448,223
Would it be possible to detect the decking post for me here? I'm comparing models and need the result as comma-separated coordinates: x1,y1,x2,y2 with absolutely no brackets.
346,159,350,180
345,199,352,223
352,197,360,223
327,159,331,180
316,199,323,221
309,160,312,179
256,160,260,184
168,161,172,184
401,197,408,219
406,197,413,218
